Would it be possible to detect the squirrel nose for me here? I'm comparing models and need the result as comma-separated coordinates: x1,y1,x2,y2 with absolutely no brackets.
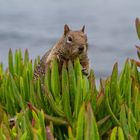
78,46,84,52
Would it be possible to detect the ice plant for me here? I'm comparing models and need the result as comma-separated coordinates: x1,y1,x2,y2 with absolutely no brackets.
0,18,139,139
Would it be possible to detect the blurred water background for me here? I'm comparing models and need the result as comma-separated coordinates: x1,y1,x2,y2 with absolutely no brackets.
0,0,140,80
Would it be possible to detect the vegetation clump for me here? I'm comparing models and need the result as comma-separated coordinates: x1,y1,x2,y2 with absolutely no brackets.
0,19,140,140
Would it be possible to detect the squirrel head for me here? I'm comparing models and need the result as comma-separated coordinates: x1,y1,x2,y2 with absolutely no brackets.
62,24,88,59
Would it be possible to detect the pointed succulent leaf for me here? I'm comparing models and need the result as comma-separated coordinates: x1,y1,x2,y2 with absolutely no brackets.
8,48,14,75
136,18,140,40
45,88,64,117
120,104,129,139
110,127,117,140
62,62,72,123
128,109,137,138
68,60,76,112
74,58,83,118
51,58,61,102
105,80,120,125
118,127,125,140
20,132,28,140
110,63,120,105
68,126,75,140
82,75,89,100
24,49,29,65
76,103,85,140
44,66,51,92
89,69,97,111
136,45,140,60
84,103,100,140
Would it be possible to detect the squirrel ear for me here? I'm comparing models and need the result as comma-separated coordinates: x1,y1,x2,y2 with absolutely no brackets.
81,25,85,33
64,24,70,35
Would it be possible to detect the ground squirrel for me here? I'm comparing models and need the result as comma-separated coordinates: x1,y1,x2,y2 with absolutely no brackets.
34,24,89,80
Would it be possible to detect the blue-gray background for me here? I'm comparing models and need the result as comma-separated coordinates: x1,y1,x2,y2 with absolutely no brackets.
0,0,140,80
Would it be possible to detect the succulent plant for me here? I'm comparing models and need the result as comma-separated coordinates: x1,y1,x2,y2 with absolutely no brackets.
0,48,139,139
0,18,140,139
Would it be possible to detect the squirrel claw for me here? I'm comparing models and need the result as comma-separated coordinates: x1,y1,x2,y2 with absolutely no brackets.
82,68,89,76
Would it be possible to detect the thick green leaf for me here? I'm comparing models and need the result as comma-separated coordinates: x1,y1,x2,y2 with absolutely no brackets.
45,88,64,117
82,75,89,100
8,49,14,75
136,18,140,40
24,49,29,65
89,69,97,111
105,80,120,126
110,63,120,108
44,66,51,92
62,62,72,123
76,103,85,140
110,127,117,140
120,104,130,139
136,46,140,60
118,127,125,140
68,126,75,140
68,60,76,112
51,58,61,102
84,103,100,140
74,58,83,118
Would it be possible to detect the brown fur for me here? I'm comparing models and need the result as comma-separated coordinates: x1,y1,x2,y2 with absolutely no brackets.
34,24,89,79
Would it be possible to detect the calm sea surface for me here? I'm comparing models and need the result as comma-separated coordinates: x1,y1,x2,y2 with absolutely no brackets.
0,0,140,80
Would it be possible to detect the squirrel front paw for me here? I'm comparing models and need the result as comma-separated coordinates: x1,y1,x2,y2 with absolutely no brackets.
82,67,89,76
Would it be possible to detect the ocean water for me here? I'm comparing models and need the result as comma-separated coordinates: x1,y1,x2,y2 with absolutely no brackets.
0,0,140,80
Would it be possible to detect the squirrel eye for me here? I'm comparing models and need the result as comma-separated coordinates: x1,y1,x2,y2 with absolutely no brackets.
67,36,73,43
